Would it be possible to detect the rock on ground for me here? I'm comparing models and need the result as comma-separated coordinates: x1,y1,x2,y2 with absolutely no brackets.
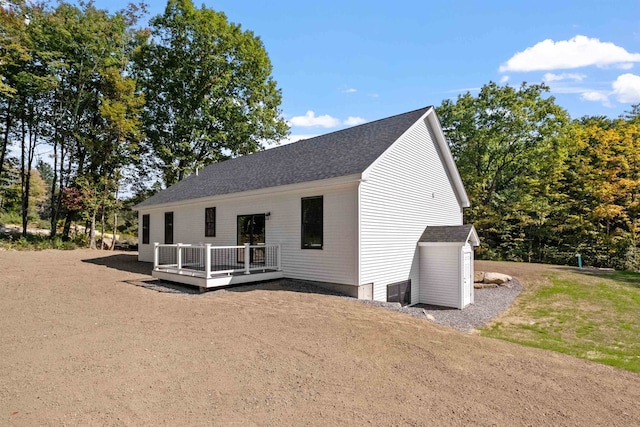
483,271,512,284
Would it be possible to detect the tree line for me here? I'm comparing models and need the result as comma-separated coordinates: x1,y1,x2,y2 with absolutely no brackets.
438,83,639,271
0,0,287,248
1,2,638,271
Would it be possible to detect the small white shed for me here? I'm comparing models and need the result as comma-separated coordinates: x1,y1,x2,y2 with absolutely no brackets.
418,225,480,309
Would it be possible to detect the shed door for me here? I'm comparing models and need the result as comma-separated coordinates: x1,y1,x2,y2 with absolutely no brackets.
462,251,472,306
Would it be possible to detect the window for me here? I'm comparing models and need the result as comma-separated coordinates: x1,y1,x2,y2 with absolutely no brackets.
301,196,323,249
164,212,174,244
142,214,150,244
205,207,216,237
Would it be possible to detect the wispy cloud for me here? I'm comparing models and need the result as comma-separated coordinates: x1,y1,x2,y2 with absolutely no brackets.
343,88,357,93
289,111,341,128
343,116,366,126
500,35,640,72
543,72,586,82
444,87,481,94
500,75,510,83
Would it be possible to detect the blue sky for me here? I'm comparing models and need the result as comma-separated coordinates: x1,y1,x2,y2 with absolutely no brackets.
99,0,640,143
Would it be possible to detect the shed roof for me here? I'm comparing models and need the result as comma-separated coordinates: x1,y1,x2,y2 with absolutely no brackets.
418,225,480,246
135,107,432,209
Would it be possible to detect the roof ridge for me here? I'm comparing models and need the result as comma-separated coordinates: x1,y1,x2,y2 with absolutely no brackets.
240,105,432,157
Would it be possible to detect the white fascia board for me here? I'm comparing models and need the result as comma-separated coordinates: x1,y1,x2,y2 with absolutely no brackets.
417,242,465,247
425,109,471,208
467,226,481,246
134,173,362,212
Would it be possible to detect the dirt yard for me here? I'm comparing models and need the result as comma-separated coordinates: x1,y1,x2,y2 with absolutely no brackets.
1,250,639,426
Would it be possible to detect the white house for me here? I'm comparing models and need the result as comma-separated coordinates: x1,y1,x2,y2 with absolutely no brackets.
134,106,479,308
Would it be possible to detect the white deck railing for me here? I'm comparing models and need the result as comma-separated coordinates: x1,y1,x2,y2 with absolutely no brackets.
153,243,281,278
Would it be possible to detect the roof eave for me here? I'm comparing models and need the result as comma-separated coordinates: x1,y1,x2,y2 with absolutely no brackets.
133,173,363,211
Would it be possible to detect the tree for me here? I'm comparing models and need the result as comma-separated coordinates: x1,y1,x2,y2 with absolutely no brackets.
437,82,571,261
563,114,640,270
136,0,288,186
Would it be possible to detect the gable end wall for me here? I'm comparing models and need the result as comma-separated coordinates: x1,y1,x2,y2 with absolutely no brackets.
359,117,463,303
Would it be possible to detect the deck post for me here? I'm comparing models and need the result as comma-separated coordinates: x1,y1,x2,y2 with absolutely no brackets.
277,244,282,271
153,242,159,269
244,243,251,275
205,244,211,278
177,243,182,270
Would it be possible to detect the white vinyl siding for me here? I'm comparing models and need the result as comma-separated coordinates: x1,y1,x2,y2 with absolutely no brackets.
138,183,358,286
419,245,460,308
359,118,463,303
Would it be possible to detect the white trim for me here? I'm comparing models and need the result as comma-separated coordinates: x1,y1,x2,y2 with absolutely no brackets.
356,180,362,286
418,242,466,247
424,110,471,208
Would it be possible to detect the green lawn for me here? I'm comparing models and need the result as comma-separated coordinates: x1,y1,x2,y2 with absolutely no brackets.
481,269,640,373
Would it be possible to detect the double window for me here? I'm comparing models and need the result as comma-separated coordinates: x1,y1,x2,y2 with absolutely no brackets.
301,196,323,249
142,214,150,244
205,207,216,237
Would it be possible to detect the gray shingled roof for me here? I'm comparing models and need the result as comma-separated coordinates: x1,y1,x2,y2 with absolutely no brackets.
418,225,479,245
135,106,432,208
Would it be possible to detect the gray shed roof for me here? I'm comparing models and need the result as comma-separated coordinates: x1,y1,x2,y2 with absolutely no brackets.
135,106,432,208
418,225,480,246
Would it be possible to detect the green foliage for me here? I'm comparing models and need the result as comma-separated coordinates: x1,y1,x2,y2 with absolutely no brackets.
0,210,21,225
439,85,640,271
482,271,640,372
136,0,289,185
0,231,86,250
438,82,572,263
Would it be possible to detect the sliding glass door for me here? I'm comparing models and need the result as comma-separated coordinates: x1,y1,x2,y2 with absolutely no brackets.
237,214,266,263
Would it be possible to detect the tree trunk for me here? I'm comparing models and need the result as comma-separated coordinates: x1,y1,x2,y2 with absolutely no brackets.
89,210,97,250
49,131,59,237
19,113,30,238
62,211,73,240
110,210,118,251
0,98,12,180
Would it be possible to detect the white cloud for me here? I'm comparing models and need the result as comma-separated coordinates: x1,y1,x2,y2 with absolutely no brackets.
499,35,640,72
343,116,366,126
343,88,357,93
612,73,640,103
543,72,586,82
369,93,379,98
580,90,612,107
289,111,341,128
499,75,510,83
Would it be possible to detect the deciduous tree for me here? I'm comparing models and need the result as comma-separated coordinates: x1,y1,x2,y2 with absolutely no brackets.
136,0,288,186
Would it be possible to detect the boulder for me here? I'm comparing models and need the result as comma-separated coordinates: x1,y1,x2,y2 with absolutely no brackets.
474,282,499,289
474,271,485,283
483,272,512,285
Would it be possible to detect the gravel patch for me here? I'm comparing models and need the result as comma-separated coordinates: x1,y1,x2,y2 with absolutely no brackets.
355,279,523,333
